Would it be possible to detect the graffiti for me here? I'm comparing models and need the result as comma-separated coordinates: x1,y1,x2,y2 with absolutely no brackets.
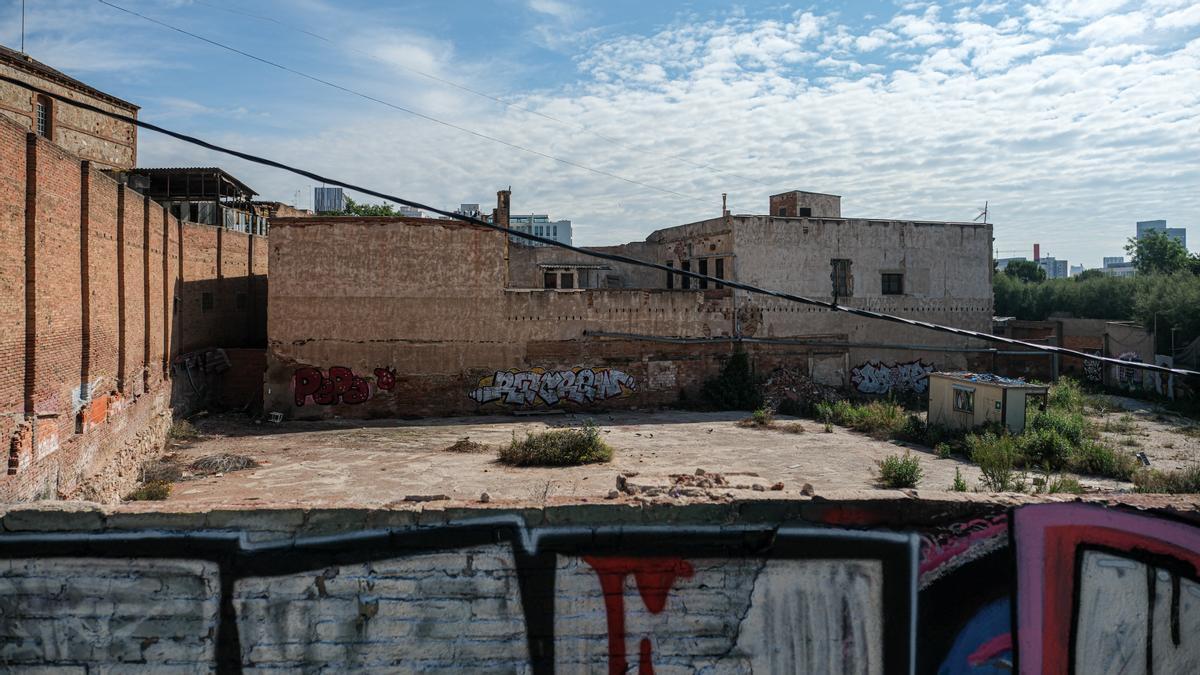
293,366,394,406
1115,351,1143,389
469,367,636,407
852,359,935,394
5,503,1200,673
1083,352,1103,382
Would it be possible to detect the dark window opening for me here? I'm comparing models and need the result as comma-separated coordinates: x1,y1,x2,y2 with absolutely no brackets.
543,272,557,289
798,207,812,217
188,203,200,223
954,387,975,414
236,292,248,310
698,259,709,289
201,292,214,312
882,273,904,295
831,259,852,297
681,260,692,289
170,204,182,221
777,207,786,216
666,261,674,289
35,95,51,138
715,258,725,289
560,272,575,289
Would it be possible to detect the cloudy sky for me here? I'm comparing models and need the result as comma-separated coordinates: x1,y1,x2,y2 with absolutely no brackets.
3,0,1198,266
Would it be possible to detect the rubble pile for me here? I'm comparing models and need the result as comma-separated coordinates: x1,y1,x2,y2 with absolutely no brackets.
762,368,843,411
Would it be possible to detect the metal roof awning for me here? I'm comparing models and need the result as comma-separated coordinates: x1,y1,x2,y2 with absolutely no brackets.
131,167,258,201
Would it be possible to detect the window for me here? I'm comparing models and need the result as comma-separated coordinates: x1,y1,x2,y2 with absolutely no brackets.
681,260,692,289
698,259,709,289
188,203,200,223
953,387,975,414
777,207,786,216
831,259,852,297
882,273,904,295
798,207,812,217
560,272,575,289
666,261,674,289
201,292,214,312
34,95,51,138
544,272,557,289
715,258,725,289
553,226,558,237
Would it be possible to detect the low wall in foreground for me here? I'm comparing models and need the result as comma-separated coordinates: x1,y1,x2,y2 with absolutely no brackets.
1,496,1198,672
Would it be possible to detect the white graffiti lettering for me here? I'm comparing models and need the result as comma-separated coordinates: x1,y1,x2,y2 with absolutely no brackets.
851,360,934,394
470,367,636,407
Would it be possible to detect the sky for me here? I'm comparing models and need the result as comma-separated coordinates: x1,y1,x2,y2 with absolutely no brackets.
2,0,1198,267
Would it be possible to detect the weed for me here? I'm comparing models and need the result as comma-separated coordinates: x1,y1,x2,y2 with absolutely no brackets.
876,451,923,489
1029,408,1087,446
823,421,833,433
1046,475,1084,494
935,442,954,459
1048,377,1086,414
968,432,1026,492
817,400,907,439
1066,441,1140,481
951,467,967,492
1119,436,1143,448
1134,466,1200,493
127,481,171,501
1103,414,1138,434
737,406,776,428
779,422,805,434
444,438,490,453
498,421,613,467
1020,428,1073,471
168,419,199,441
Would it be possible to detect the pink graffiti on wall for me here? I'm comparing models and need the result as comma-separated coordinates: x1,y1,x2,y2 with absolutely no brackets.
292,367,381,406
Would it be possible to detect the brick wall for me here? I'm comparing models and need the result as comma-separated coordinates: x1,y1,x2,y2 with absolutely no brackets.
0,115,268,502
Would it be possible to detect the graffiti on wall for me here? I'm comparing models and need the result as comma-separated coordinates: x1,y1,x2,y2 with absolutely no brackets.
852,359,935,394
293,366,395,406
469,367,636,407
1115,351,1144,389
3,504,1200,673
1082,351,1103,382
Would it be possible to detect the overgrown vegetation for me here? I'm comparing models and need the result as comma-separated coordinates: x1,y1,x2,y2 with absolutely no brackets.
951,467,967,492
737,406,804,433
701,351,762,410
497,421,613,467
876,451,923,488
1134,466,1200,494
127,481,171,501
168,419,200,441
967,432,1027,492
814,400,908,439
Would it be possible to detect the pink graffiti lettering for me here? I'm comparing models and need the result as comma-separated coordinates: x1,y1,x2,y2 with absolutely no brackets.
374,367,397,391
293,367,373,406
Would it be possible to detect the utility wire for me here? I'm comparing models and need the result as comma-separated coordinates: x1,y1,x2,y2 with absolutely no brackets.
6,71,1197,379
190,0,771,190
96,0,705,204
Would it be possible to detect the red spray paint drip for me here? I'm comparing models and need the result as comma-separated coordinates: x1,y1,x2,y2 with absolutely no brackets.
583,556,695,675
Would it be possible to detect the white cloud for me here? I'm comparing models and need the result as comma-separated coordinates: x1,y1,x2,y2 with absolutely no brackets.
1072,11,1149,43
528,0,575,22
1157,4,1200,30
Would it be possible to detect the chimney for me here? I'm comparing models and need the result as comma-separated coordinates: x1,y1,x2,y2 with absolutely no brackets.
721,193,728,217
494,188,511,229
1034,243,1040,261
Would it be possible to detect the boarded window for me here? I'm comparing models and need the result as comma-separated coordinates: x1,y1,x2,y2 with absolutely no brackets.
798,207,812,217
681,260,692,290
953,387,975,413
882,273,904,295
201,292,214,312
777,207,786,216
544,272,557,289
698,259,709,289
560,272,575,289
666,261,674,289
831,259,852,297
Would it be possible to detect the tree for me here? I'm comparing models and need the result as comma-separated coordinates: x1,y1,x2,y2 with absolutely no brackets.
1003,259,1046,283
1126,230,1190,275
340,196,402,217
1075,268,1105,281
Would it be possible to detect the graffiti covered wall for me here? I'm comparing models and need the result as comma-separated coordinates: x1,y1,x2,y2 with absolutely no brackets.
469,367,636,408
1,500,1199,673
852,359,935,394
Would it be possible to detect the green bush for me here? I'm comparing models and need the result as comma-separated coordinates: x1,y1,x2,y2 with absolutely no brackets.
968,432,1026,492
1028,408,1087,446
1066,440,1140,480
1047,378,1086,414
876,451,923,488
498,421,613,466
1021,428,1073,471
935,442,954,459
1134,466,1200,494
817,400,907,438
951,467,967,492
127,481,171,501
701,351,762,410
1046,476,1084,494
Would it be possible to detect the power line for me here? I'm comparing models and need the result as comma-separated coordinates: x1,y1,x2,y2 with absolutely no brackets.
190,0,771,190
6,71,1197,379
96,0,706,205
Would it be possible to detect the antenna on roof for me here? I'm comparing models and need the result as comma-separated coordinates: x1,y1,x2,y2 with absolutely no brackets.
21,0,26,53
973,200,989,224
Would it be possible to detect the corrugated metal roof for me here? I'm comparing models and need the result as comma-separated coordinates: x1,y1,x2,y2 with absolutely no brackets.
0,44,139,111
131,167,257,197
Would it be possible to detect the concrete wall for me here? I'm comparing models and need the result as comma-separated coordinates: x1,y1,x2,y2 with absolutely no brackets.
0,56,138,170
0,497,1198,673
769,190,842,217
0,116,267,502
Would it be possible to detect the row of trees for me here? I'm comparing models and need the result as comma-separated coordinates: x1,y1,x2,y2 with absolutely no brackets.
995,231,1200,355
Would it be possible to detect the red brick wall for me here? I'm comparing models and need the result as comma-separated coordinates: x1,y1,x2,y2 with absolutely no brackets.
0,115,268,501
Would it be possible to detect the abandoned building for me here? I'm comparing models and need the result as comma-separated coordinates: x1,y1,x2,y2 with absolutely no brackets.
0,44,138,170
105,167,271,236
265,189,994,418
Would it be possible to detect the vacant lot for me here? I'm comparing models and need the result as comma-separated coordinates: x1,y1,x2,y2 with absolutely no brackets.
148,399,1196,507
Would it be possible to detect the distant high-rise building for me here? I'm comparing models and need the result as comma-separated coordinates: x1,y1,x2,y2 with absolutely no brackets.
1037,257,1069,279
455,203,482,217
995,256,1027,271
503,214,573,247
1103,256,1126,268
397,205,423,218
1137,219,1186,249
1070,264,1084,277
314,187,345,214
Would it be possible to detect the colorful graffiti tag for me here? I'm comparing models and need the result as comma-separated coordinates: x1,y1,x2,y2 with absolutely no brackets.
469,367,635,407
852,359,935,394
1,503,1198,673
293,366,394,406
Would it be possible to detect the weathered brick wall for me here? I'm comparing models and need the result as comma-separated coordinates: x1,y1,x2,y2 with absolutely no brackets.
0,116,269,502
0,498,1195,673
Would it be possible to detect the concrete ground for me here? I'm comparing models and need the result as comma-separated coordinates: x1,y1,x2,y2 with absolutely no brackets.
150,405,1171,508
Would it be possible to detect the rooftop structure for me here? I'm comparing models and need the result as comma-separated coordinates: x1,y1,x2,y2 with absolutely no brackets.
122,167,267,235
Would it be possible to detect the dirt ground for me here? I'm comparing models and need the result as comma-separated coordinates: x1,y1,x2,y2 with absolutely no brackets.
147,399,1200,507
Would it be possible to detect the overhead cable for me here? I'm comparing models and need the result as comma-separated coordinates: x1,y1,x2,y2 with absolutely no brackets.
6,72,1196,379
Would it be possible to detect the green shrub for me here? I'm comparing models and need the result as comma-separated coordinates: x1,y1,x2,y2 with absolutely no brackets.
1048,377,1086,414
751,406,774,426
1066,441,1140,480
935,442,954,459
1134,466,1200,493
968,432,1026,492
817,400,907,438
127,481,171,501
701,351,762,410
1029,408,1087,446
876,451,923,488
1021,428,1072,471
498,421,613,466
1047,476,1084,494
951,467,967,492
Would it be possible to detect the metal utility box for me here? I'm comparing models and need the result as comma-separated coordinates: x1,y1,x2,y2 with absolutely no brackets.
927,372,1048,435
